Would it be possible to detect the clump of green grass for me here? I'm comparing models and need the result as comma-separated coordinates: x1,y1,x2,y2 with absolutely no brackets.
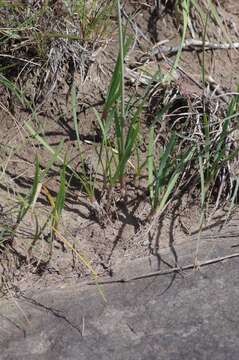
94,33,141,202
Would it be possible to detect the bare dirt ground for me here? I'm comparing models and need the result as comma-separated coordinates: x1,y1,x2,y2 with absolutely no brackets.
1,0,239,294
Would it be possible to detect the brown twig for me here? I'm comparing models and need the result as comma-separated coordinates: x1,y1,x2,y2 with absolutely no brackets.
87,252,239,285
151,39,239,57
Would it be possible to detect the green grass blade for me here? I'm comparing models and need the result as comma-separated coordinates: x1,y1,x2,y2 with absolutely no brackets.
17,156,40,223
147,126,155,204
164,0,190,82
102,36,131,120
71,83,81,152
54,160,66,227
41,139,64,180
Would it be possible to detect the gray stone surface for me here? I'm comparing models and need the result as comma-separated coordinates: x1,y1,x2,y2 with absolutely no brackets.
1,225,239,360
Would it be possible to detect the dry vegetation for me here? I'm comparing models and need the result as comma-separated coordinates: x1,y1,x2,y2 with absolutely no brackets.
0,0,239,294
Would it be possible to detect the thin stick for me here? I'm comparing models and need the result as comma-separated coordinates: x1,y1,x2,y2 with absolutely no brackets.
0,54,40,66
87,252,239,285
151,39,239,57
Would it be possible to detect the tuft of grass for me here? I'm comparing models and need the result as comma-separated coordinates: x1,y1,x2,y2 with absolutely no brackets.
147,125,195,218
94,2,141,203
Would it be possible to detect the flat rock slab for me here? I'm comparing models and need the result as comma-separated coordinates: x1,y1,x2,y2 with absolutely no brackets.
1,219,239,360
